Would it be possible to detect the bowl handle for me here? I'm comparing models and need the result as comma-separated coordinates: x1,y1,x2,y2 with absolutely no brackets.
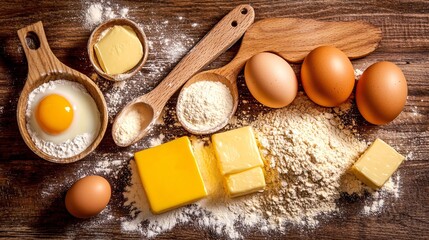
17,21,65,83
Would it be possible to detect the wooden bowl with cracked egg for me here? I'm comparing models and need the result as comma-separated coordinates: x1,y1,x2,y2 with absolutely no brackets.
17,21,108,164
88,18,149,81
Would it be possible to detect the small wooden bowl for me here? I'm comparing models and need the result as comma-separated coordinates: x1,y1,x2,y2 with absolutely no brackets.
17,21,108,163
87,18,149,81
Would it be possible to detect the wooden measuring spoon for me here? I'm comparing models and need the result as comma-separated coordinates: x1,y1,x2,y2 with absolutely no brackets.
177,18,382,134
17,21,108,163
111,4,255,147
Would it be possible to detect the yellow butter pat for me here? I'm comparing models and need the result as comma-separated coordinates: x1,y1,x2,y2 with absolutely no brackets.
94,25,143,74
212,126,264,175
226,167,266,198
134,136,207,214
352,138,405,189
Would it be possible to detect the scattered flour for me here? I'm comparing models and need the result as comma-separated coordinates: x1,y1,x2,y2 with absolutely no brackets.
406,151,414,161
354,68,364,80
362,174,401,215
149,133,165,147
83,1,129,30
363,197,384,215
121,93,402,239
95,158,123,175
85,3,103,28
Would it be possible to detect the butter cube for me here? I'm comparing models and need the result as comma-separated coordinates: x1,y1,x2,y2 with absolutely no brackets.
134,136,207,214
226,167,266,197
352,138,405,189
212,126,264,175
94,25,143,74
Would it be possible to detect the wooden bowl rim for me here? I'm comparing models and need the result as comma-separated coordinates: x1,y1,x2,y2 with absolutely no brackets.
87,18,149,81
17,72,108,164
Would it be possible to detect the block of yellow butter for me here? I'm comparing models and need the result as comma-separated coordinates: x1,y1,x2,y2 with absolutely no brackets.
352,138,405,189
212,126,264,175
134,136,207,214
94,25,143,75
226,167,266,198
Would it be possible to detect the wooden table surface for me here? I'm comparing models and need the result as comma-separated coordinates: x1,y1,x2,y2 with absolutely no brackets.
1,0,428,239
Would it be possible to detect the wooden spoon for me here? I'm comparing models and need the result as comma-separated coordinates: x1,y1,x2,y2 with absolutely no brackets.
177,17,382,134
112,4,255,147
17,21,108,163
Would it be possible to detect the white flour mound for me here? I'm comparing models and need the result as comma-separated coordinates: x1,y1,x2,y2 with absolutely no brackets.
177,81,233,132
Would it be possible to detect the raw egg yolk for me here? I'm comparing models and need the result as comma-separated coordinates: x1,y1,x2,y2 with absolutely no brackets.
36,94,74,135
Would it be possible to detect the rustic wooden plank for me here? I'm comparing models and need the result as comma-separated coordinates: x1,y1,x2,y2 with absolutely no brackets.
0,0,428,239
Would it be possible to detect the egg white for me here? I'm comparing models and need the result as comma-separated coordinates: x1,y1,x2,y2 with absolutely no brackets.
27,80,101,144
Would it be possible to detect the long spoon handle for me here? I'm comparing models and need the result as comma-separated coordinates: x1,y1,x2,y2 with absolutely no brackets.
144,4,255,107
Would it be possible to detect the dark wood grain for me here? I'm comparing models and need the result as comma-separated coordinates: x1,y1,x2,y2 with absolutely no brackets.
0,0,428,239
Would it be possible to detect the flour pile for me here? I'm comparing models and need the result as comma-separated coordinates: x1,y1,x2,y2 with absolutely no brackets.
121,93,400,238
177,81,233,132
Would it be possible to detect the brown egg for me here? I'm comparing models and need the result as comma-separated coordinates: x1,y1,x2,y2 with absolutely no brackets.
356,61,407,125
244,52,298,108
301,46,355,107
65,175,111,218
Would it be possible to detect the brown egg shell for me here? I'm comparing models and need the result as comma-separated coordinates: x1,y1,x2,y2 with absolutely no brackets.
244,52,298,108
65,175,112,218
356,61,408,125
301,46,355,107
